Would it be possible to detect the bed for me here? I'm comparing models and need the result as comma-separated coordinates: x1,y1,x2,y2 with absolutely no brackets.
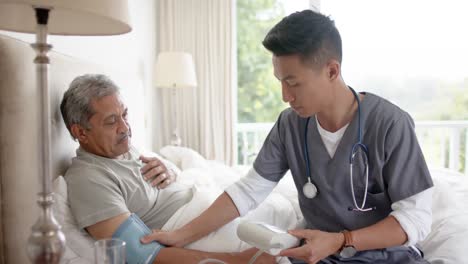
1,34,468,264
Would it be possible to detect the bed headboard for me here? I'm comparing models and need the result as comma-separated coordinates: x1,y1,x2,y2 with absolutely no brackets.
0,34,128,264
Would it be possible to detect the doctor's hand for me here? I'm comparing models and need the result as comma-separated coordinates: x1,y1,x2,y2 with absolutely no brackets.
279,229,344,264
139,155,176,189
140,228,187,247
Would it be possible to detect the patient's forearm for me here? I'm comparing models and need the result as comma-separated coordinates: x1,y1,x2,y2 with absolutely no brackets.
178,192,240,246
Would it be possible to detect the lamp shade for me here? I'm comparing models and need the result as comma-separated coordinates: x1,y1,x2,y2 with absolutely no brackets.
0,0,131,35
154,52,197,88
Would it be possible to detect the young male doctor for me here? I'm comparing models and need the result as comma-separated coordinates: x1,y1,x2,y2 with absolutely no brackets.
143,10,434,264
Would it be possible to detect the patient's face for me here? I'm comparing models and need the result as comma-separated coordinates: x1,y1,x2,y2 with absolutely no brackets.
81,93,131,158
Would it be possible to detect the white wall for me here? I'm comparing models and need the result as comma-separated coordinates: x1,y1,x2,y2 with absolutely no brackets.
0,1,158,151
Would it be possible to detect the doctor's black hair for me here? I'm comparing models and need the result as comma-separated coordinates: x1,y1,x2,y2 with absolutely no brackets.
262,9,342,68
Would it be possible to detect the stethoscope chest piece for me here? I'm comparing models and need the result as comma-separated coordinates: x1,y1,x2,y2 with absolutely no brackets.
303,180,318,199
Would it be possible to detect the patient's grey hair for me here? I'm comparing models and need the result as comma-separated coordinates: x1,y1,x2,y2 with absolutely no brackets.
60,74,120,140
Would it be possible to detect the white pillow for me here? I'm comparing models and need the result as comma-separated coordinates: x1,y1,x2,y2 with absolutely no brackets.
419,168,468,263
160,145,209,170
53,176,94,264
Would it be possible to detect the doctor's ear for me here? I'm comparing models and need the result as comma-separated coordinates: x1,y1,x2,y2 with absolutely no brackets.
71,124,89,143
326,60,341,81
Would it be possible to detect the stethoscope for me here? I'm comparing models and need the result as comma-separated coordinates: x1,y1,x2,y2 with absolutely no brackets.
302,87,376,212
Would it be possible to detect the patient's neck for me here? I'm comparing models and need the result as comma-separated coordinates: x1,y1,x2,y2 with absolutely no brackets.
117,152,131,160
79,145,130,160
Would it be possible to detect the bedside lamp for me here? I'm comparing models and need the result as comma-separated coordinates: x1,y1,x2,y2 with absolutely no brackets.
154,51,197,146
0,0,131,263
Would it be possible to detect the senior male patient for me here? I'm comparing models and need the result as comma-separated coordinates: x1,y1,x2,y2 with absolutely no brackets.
61,74,274,264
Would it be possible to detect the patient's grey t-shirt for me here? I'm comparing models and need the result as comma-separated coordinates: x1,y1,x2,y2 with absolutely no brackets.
65,146,193,230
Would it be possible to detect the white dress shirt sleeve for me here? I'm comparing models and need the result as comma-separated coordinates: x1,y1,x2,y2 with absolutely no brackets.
225,167,278,216
390,187,433,246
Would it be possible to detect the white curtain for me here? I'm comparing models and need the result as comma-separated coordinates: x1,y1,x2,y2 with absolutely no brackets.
155,0,236,165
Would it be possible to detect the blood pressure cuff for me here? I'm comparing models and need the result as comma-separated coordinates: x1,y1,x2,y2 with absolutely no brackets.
112,213,164,264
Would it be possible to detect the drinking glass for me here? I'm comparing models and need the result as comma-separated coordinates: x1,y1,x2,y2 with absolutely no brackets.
94,238,126,264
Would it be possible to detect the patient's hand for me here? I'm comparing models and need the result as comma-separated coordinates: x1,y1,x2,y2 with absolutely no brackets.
139,155,176,189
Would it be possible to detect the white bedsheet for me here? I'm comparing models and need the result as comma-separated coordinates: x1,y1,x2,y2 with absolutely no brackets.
160,146,468,264
159,147,303,263
161,184,299,264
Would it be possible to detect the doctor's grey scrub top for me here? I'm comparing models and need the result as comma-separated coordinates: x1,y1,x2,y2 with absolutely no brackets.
253,92,433,232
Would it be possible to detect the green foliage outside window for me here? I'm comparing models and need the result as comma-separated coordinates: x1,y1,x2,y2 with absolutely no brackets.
237,0,288,123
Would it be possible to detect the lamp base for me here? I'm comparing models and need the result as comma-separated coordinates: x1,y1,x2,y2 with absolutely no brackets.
27,194,65,264
170,129,182,146
27,9,65,264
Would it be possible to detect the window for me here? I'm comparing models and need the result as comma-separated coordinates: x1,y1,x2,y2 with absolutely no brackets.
236,0,310,164
321,0,468,173
236,0,468,173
